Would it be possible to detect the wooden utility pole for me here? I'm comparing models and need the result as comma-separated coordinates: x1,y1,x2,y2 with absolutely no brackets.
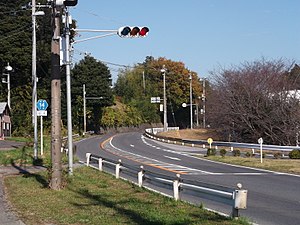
50,4,62,190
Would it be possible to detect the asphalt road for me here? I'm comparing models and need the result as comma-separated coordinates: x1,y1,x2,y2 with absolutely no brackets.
0,140,26,151
75,132,300,225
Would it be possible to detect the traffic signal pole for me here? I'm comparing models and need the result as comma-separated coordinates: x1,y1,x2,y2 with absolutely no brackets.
50,3,62,190
64,7,73,175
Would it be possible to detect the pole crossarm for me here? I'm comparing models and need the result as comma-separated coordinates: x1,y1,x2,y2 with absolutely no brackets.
72,33,117,44
86,97,104,100
72,28,118,33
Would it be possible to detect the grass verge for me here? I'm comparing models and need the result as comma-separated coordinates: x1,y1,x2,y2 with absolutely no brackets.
205,155,300,174
5,166,250,225
0,136,70,166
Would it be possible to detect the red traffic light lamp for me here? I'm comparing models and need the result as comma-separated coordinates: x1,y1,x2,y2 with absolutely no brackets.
118,26,149,37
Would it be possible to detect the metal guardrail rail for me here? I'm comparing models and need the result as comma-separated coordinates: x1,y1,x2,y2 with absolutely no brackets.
145,128,299,152
85,153,248,218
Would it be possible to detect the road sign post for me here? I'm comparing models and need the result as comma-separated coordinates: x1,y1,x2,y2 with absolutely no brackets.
258,137,263,163
37,99,48,156
207,138,213,149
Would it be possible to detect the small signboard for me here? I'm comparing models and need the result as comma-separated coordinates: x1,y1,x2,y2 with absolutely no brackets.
207,137,213,149
37,99,48,117
151,97,161,103
37,110,47,116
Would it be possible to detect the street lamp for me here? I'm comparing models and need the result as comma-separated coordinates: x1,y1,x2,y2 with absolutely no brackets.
189,74,193,129
32,0,45,160
2,63,12,108
83,84,104,135
200,78,206,128
161,65,167,132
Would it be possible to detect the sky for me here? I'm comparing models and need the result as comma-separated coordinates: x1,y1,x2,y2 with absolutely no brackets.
70,0,300,83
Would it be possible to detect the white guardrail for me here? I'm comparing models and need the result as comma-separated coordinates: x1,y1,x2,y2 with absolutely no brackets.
85,153,248,218
145,128,299,152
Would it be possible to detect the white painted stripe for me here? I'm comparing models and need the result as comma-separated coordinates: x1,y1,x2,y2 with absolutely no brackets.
164,155,181,161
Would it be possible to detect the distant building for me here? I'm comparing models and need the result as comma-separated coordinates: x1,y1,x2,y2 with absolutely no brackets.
0,102,11,138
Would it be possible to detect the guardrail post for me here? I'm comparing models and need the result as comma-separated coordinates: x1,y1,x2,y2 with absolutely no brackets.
173,174,181,201
232,183,248,219
98,158,103,171
86,153,91,166
115,159,122,179
138,165,144,187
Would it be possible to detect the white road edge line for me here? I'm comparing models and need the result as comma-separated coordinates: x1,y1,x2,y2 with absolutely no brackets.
164,155,181,161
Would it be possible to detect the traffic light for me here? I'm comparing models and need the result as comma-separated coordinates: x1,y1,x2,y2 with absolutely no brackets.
118,26,149,37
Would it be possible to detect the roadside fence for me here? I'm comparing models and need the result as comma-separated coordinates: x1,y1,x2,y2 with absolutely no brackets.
145,128,299,153
85,153,248,218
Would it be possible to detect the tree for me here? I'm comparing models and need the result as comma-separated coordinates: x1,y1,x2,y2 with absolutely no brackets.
209,58,300,145
114,56,203,128
71,55,113,133
0,0,52,136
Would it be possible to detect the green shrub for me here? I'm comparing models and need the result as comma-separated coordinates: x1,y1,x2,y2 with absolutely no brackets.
220,149,227,157
232,149,240,157
289,149,300,159
273,152,282,159
245,152,252,157
206,148,216,156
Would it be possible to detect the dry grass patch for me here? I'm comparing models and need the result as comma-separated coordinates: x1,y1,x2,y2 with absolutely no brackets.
160,129,222,140
207,156,300,175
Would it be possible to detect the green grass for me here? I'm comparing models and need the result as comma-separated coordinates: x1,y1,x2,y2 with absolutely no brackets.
0,145,34,166
5,167,250,225
0,136,71,166
4,136,31,142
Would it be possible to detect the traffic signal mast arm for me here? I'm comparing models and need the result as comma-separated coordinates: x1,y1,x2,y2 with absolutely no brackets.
71,26,149,44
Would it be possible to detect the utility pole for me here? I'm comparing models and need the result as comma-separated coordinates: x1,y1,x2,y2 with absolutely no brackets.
189,74,193,129
83,84,86,135
50,3,62,190
142,71,146,95
161,65,167,132
202,79,206,129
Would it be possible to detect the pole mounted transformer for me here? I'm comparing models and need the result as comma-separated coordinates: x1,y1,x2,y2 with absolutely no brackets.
55,0,78,7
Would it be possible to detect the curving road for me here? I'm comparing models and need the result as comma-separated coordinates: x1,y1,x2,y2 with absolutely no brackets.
76,132,300,225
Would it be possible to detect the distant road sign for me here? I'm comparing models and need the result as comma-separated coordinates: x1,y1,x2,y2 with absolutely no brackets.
151,97,161,103
37,99,48,111
258,137,263,144
207,138,213,144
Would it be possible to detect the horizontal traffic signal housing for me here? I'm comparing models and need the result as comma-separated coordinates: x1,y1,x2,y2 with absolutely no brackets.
118,26,149,37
